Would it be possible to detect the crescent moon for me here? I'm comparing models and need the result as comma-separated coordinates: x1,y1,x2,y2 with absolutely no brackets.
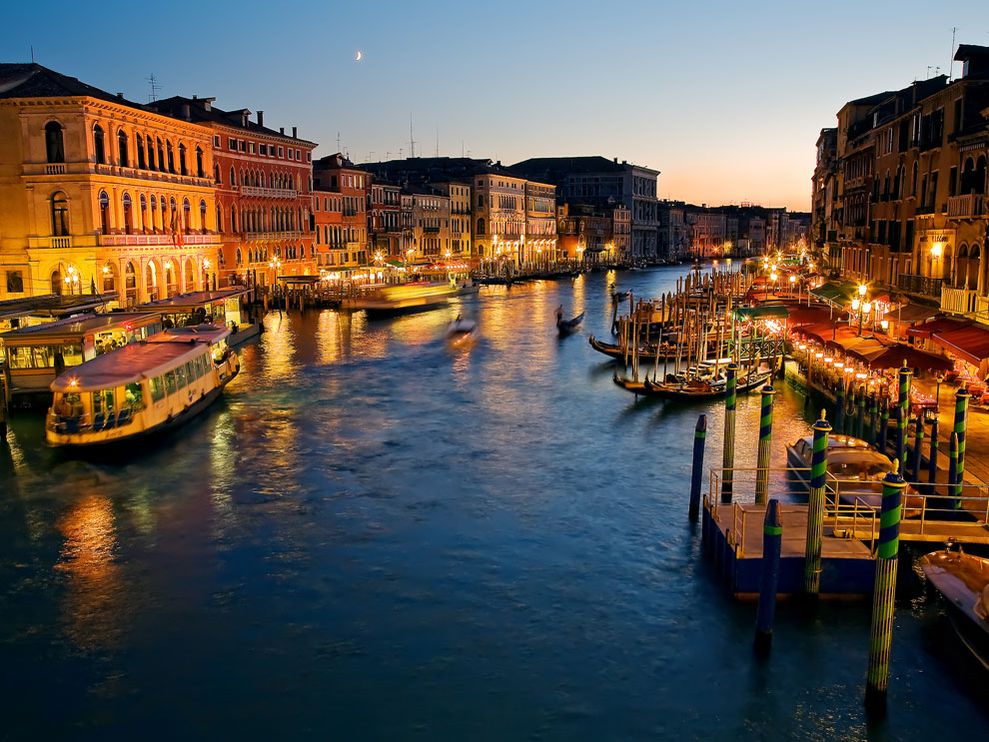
355,50,363,62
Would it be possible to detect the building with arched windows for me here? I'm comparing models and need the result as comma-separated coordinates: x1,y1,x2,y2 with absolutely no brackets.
0,64,221,304
152,96,317,287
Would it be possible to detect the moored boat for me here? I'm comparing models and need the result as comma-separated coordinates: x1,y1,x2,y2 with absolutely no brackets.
920,546,989,671
45,325,239,449
640,370,771,400
587,334,678,363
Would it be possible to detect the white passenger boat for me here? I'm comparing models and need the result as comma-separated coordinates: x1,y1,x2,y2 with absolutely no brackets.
45,325,239,448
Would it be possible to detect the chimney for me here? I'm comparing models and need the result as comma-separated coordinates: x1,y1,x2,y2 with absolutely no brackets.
279,127,285,135
613,157,618,163
181,103,191,121
292,126,297,138
192,94,197,100
116,92,124,99
241,111,248,127
257,110,264,127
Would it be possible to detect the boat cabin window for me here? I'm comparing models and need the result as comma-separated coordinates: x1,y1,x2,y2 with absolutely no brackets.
186,360,199,381
55,392,83,418
92,388,115,416
7,343,83,369
164,370,177,396
176,364,188,389
150,376,165,402
125,382,143,408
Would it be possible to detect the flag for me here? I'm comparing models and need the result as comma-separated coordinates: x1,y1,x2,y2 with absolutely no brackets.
170,208,183,248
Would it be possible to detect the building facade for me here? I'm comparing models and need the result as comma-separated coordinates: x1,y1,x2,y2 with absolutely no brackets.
409,187,451,261
154,97,316,287
313,153,369,269
0,64,221,305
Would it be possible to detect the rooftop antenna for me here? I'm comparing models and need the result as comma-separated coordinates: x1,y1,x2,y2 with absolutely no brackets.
146,73,161,103
435,127,439,157
385,150,391,161
409,113,416,158
30,45,35,63
336,132,341,152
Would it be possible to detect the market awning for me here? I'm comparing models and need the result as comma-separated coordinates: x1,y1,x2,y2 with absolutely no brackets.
932,324,989,367
859,344,953,372
884,303,939,324
384,260,404,268
733,304,789,320
907,316,970,340
809,281,856,304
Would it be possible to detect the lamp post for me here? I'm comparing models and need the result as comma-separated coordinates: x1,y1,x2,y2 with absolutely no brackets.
935,372,945,413
789,273,797,299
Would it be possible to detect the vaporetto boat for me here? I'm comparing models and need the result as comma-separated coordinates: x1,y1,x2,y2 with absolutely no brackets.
45,325,239,448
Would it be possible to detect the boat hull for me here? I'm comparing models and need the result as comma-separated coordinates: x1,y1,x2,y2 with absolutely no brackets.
921,550,989,671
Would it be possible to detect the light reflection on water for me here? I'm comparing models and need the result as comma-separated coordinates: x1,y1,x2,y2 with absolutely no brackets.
0,266,986,737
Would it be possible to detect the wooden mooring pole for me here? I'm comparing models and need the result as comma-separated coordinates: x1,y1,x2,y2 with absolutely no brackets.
689,414,707,522
804,411,831,597
865,462,906,715
754,498,782,655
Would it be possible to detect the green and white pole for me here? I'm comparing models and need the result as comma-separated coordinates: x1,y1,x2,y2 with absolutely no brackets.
952,387,970,507
897,362,912,471
721,363,738,504
857,387,867,440
865,461,906,714
755,384,776,504
867,393,878,446
804,411,831,596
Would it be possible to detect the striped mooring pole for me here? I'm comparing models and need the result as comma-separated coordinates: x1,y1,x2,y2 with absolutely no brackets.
897,362,912,470
755,385,776,504
911,416,924,482
927,416,939,488
754,498,782,655
688,414,707,522
720,363,738,504
867,394,878,445
804,411,832,596
878,398,889,454
949,432,959,507
834,383,845,436
952,387,970,507
865,461,906,714
893,405,905,475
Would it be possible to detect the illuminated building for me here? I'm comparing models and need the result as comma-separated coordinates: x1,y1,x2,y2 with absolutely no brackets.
433,182,472,258
368,180,402,257
0,64,221,304
153,97,317,287
408,186,450,261
312,153,369,268
472,167,527,262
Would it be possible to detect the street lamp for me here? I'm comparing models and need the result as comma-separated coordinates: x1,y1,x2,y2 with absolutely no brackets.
788,273,797,298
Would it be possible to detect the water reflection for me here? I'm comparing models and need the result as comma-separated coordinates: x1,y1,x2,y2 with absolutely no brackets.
55,493,124,651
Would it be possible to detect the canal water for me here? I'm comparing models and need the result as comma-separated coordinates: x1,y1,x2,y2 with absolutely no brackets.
1,266,986,739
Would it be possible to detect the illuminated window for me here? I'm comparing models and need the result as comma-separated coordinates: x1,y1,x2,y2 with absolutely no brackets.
45,121,65,163
51,191,69,236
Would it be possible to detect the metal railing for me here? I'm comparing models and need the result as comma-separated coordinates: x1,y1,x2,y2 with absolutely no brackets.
897,273,944,297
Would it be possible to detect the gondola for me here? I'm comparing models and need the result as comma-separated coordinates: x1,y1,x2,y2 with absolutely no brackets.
587,335,678,363
612,372,648,395
612,290,630,302
638,370,772,400
556,309,584,336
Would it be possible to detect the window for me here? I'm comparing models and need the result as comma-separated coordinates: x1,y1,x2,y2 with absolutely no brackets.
238,140,246,152
288,149,293,160
176,364,188,389
213,135,220,147
93,125,105,164
122,193,133,234
228,137,236,150
51,191,69,236
117,129,129,167
146,135,155,169
45,121,65,163
165,370,177,396
278,146,283,157
5,270,24,293
259,144,267,156
98,191,110,233
136,136,146,168
125,382,144,409
151,376,165,402
166,141,175,173
477,218,485,235
200,199,207,232
196,146,204,178
178,143,187,175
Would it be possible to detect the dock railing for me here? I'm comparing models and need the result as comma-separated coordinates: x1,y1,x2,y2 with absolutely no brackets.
706,467,989,553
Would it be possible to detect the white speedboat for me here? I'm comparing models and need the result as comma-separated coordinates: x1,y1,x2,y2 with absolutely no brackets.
446,316,477,345
45,324,239,449
921,547,989,671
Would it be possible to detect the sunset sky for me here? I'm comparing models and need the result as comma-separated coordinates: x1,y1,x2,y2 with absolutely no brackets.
3,0,988,211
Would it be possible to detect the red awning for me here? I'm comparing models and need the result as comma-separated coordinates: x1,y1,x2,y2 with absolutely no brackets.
907,316,971,339
932,324,989,366
860,344,954,371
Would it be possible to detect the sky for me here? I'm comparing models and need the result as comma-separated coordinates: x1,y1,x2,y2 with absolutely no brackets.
3,0,989,211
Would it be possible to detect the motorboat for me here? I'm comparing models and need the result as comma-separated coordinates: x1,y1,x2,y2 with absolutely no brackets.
920,546,989,671
359,282,458,317
45,324,239,449
446,316,477,346
785,433,923,513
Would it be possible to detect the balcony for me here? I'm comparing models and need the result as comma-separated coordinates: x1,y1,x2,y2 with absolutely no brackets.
947,193,986,220
97,232,220,247
239,186,298,199
22,161,212,189
244,231,304,241
942,286,989,324
897,273,944,298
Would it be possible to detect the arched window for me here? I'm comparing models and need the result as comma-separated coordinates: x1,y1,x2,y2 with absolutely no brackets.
214,163,221,184
477,217,486,235
150,195,158,231
236,247,243,265
178,143,187,175
124,261,137,305
45,121,65,163
98,190,110,233
166,141,175,173
136,136,146,169
911,161,919,197
196,147,205,179
147,135,156,170
122,193,133,234
101,262,117,293
139,194,147,231
216,205,223,233
50,269,62,295
51,191,69,236
93,125,106,165
183,198,191,233
229,166,235,185
156,138,165,171
184,258,195,292
231,205,237,233
117,129,129,167
199,199,207,233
